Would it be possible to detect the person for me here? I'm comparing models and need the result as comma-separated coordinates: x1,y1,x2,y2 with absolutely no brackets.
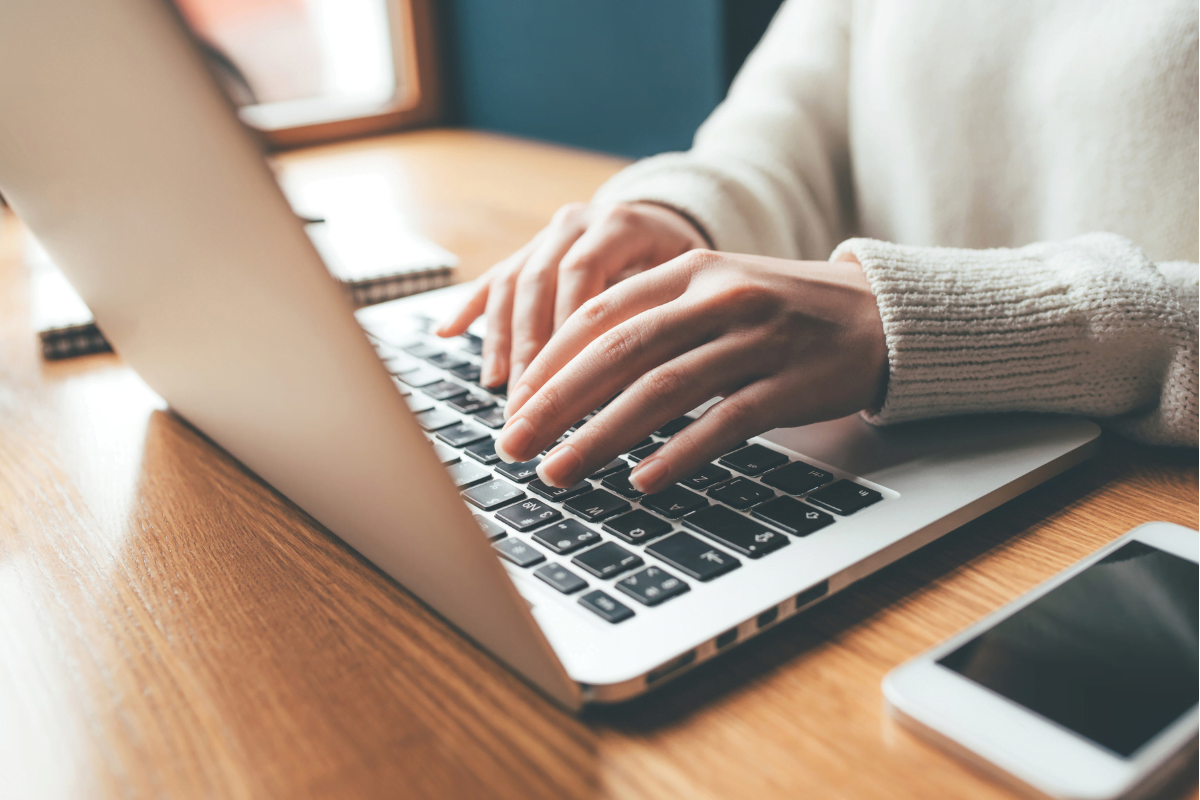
437,0,1199,495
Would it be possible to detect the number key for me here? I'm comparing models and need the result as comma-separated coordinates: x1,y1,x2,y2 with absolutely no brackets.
496,498,563,532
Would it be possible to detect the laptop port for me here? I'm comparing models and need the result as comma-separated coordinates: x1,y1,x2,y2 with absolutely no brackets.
756,607,778,628
794,580,829,610
646,650,697,684
715,627,739,649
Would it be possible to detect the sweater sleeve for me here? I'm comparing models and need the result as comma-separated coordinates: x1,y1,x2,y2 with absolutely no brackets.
591,0,852,260
833,234,1199,447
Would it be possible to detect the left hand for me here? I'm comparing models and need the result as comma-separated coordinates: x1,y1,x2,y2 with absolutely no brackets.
494,249,889,493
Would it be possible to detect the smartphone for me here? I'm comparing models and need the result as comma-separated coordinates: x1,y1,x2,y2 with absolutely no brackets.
884,521,1198,800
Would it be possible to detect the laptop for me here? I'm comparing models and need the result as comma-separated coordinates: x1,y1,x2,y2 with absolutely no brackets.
0,0,1100,709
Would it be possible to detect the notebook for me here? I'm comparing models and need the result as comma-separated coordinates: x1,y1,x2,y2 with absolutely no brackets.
33,217,457,359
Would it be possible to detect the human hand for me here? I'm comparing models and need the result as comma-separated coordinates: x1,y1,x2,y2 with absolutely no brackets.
493,250,888,494
435,201,708,389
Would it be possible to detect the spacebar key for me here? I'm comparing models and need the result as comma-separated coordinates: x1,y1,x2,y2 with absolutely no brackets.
682,506,790,559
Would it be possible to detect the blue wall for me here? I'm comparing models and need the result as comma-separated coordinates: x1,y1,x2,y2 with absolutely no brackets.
439,0,783,159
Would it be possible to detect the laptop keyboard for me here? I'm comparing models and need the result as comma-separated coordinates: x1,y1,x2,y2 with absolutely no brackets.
367,322,885,626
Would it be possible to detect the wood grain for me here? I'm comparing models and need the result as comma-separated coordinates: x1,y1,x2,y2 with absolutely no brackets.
0,129,1195,800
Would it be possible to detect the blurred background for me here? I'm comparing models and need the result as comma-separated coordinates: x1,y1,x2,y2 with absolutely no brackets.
175,0,786,158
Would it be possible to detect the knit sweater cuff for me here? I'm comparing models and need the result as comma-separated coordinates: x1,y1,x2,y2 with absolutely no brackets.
832,235,1166,427
591,153,760,255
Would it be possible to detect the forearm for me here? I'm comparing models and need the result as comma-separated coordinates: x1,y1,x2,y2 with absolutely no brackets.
837,233,1199,446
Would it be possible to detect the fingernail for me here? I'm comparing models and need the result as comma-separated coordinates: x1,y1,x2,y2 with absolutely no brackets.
495,417,534,463
505,384,532,419
630,457,668,494
536,445,582,487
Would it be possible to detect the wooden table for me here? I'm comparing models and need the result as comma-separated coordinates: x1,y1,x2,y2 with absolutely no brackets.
0,129,1195,800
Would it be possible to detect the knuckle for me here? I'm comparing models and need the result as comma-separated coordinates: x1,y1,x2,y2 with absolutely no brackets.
577,292,616,330
552,202,589,227
637,364,687,405
558,251,595,276
595,324,643,366
705,396,752,431
533,380,568,422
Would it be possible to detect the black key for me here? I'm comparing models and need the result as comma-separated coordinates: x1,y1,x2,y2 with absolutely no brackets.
397,368,442,387
578,590,635,623
493,537,545,567
531,519,600,554
473,514,506,541
401,341,442,359
464,437,501,464
653,416,694,437
718,443,788,476
414,407,459,431
450,362,482,382
496,498,562,531
433,443,460,465
625,437,654,455
427,352,468,370
589,458,628,478
446,460,491,488
534,563,588,594
572,541,644,579
759,461,834,495
436,422,490,448
483,382,508,398
528,478,591,502
462,479,524,510
603,509,672,545
628,441,663,462
642,485,708,519
680,463,731,491
646,532,741,581
472,407,507,429
458,333,484,356
683,506,790,558
723,440,749,454
495,457,542,483
615,566,690,606
421,380,469,401
563,489,631,522
708,477,775,509
601,468,644,499
405,394,435,414
445,393,496,415
752,497,835,536
807,480,883,515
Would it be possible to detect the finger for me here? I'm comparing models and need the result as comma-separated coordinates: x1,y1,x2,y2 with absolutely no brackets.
507,229,584,390
553,216,647,330
504,252,702,417
480,267,518,387
535,339,761,487
630,380,779,494
435,276,490,338
496,295,720,463
436,234,542,337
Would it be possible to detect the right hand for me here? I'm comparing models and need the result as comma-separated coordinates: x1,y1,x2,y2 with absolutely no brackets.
435,201,709,392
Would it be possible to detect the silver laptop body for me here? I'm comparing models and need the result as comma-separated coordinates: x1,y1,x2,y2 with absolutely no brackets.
0,0,1099,709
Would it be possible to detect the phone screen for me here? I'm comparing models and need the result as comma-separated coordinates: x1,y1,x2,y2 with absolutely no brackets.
939,540,1198,758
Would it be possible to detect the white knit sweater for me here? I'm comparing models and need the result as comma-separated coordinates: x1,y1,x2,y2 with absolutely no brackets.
593,0,1199,446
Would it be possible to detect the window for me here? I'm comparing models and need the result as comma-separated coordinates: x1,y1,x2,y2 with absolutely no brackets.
175,0,439,147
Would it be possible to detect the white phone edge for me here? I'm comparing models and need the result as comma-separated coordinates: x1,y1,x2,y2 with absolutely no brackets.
882,521,1199,800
